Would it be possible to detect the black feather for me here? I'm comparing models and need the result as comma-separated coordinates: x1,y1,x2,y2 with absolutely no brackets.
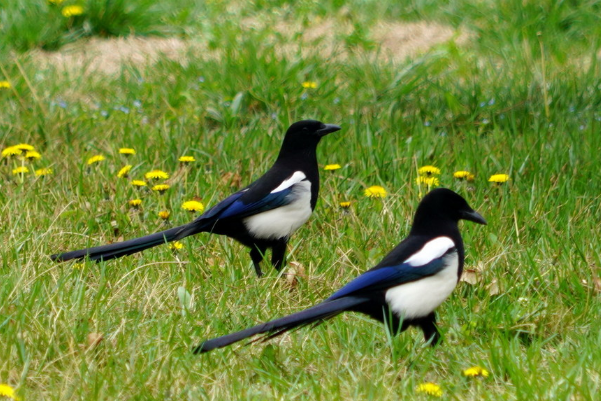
193,297,368,353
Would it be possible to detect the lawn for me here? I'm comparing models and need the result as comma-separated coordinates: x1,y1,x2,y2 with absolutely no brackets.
1,0,601,399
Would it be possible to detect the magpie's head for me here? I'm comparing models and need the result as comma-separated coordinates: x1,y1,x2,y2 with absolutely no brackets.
417,188,487,226
283,120,341,145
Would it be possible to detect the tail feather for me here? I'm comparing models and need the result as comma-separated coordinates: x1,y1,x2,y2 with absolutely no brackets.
51,224,192,262
193,296,368,354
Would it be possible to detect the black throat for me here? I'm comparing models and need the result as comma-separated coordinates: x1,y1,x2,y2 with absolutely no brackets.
273,139,321,210
409,215,466,279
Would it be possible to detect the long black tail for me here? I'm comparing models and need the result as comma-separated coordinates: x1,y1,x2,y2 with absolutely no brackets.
51,223,200,262
193,296,368,354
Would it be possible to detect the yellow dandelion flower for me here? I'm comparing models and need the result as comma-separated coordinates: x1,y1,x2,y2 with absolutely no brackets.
416,176,440,187
454,170,475,181
364,185,387,198
72,263,85,270
145,170,169,180
302,81,318,89
12,166,29,175
2,146,22,157
0,81,11,89
324,164,341,171
169,241,184,250
179,155,196,163
158,210,170,219
15,144,34,151
339,201,351,208
25,150,41,160
62,5,84,17
152,184,170,193
416,382,443,397
489,174,510,183
463,366,490,378
418,165,441,176
182,200,204,213
0,383,19,400
131,180,147,187
119,148,135,155
87,155,105,165
128,199,142,207
35,168,53,176
117,165,132,178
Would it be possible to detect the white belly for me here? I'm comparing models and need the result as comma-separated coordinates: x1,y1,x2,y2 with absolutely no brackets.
385,251,459,319
243,180,312,240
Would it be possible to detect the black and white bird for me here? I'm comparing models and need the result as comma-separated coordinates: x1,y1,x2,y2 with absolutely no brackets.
51,120,341,276
193,188,486,353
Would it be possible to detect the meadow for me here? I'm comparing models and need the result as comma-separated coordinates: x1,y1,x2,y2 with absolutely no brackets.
1,0,601,399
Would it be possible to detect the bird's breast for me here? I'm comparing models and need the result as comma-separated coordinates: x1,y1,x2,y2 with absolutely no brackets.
385,250,459,319
243,180,313,240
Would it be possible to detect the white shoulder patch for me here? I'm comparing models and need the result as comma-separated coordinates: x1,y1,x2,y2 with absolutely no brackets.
271,171,307,193
405,236,455,267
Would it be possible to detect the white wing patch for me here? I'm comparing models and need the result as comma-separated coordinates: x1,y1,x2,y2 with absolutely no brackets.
244,179,312,240
405,236,455,267
385,236,458,319
271,171,307,193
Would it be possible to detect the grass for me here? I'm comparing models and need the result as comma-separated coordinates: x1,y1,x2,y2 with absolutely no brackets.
0,0,179,52
2,0,601,399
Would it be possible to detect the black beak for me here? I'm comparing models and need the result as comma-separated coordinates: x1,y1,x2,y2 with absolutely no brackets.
317,124,341,137
462,210,487,225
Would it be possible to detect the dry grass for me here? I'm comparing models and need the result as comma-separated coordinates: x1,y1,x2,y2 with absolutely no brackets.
32,37,190,75
32,19,469,75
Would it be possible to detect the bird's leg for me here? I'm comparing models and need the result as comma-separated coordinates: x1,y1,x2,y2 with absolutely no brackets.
250,244,267,277
270,239,288,272
417,313,441,346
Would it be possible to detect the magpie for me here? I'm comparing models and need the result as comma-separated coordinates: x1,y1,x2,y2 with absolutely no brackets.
193,188,486,353
50,120,341,277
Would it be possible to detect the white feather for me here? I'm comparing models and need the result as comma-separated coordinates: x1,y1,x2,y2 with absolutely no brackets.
385,236,458,319
271,171,307,193
243,178,312,240
405,237,455,267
